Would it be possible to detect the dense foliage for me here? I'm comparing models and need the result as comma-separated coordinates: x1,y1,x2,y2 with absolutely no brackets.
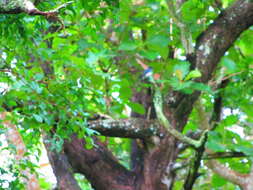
0,0,253,189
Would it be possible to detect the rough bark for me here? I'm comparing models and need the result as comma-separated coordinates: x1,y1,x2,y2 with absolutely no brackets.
63,135,136,190
88,119,163,139
44,135,81,190
172,0,253,130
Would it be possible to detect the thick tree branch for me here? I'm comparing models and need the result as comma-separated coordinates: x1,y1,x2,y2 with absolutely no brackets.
44,136,81,190
180,149,253,190
195,0,253,83
206,160,246,188
173,0,253,129
64,135,135,190
88,118,162,139
0,0,73,31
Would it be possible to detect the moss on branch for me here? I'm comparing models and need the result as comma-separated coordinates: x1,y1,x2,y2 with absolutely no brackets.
150,76,207,148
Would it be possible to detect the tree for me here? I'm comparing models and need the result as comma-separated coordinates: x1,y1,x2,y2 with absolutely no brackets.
0,0,253,189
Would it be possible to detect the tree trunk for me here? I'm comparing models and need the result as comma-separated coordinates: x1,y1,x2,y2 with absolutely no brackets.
44,135,81,190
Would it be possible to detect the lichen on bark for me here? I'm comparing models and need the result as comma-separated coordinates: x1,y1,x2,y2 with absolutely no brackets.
0,0,37,13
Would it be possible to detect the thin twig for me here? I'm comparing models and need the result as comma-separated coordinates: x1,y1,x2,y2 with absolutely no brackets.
209,71,243,86
28,1,74,30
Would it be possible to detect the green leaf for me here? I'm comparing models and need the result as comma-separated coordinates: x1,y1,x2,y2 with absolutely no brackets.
33,114,43,123
184,69,202,81
119,81,132,99
47,134,64,153
140,50,159,61
147,35,170,48
85,128,99,136
34,73,44,81
6,100,17,107
77,39,93,50
30,81,43,94
172,80,192,91
238,30,253,56
212,174,227,187
221,57,237,73
173,62,190,80
120,0,131,23
234,146,253,156
221,115,238,127
118,41,138,51
190,82,212,93
85,137,94,150
128,102,145,115
181,0,206,22
206,140,226,152
86,52,100,64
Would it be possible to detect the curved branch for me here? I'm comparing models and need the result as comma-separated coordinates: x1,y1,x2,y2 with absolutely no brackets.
173,0,253,129
64,135,135,190
206,160,246,188
44,136,81,190
195,0,253,83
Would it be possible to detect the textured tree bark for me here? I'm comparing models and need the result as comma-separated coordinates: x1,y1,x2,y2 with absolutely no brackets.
125,74,178,189
63,134,179,190
63,135,136,190
171,0,253,131
88,118,163,139
44,138,81,190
